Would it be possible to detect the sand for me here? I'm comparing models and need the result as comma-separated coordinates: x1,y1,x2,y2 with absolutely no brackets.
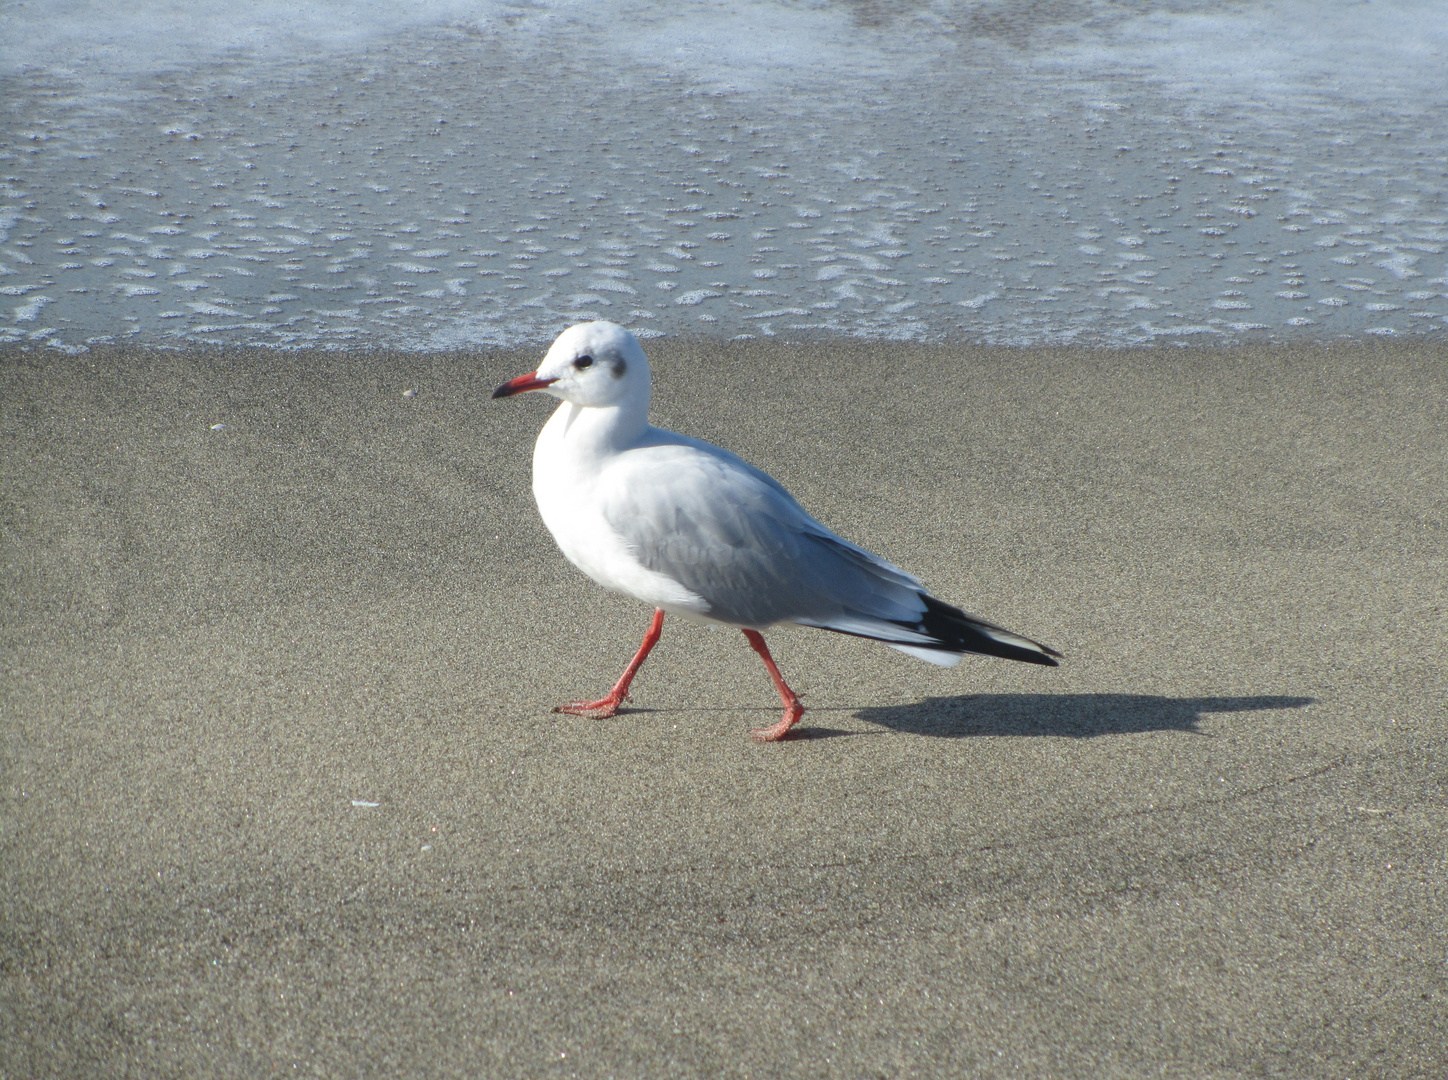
2,338,1444,1078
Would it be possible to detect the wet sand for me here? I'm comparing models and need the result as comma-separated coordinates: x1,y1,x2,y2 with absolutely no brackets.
2,339,1444,1077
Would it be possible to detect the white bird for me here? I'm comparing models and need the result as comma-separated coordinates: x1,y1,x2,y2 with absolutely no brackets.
493,321,1060,741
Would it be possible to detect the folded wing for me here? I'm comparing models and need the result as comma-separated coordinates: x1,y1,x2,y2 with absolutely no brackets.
599,436,1060,667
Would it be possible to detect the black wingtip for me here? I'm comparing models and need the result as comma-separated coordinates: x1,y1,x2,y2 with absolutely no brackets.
915,594,1063,667
1020,650,1061,668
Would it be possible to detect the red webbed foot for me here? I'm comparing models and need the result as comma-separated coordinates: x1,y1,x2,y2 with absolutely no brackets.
553,696,626,719
749,699,805,742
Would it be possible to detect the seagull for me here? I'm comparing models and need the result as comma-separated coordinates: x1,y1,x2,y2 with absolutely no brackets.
493,321,1060,741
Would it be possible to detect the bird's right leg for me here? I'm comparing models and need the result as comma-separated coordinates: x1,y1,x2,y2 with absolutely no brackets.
554,608,665,719
742,629,806,742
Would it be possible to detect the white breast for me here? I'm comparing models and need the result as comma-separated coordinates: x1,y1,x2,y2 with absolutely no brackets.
531,403,708,616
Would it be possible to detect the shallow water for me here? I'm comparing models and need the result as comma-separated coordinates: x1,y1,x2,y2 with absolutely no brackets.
3,0,1445,351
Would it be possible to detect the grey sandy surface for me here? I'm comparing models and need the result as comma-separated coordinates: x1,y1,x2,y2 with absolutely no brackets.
2,338,1444,1079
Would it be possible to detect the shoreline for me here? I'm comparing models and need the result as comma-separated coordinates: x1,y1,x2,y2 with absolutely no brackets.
5,324,1445,357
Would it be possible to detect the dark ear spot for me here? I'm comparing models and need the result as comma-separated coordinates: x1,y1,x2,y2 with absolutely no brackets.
610,358,627,379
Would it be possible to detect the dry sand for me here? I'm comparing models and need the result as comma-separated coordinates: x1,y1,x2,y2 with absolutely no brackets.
2,339,1444,1078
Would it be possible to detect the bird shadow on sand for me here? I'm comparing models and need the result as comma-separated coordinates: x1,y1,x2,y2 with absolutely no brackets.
852,693,1316,739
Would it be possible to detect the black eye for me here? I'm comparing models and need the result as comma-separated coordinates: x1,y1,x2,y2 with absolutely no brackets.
573,355,593,369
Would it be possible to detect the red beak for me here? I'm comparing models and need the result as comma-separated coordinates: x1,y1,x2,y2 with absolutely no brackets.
491,371,559,399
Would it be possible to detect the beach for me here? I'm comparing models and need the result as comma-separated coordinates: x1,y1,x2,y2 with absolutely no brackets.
2,338,1444,1077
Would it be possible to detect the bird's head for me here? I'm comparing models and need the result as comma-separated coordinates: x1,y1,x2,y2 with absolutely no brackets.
492,320,651,409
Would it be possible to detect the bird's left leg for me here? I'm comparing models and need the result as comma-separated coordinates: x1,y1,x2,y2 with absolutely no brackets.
555,608,665,719
741,629,805,742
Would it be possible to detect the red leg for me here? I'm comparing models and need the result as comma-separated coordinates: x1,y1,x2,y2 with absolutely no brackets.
742,629,805,742
555,609,665,719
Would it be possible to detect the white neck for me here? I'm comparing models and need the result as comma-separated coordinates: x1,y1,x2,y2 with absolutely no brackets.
536,397,649,471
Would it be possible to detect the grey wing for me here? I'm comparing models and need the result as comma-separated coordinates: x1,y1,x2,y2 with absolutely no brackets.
599,442,933,632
